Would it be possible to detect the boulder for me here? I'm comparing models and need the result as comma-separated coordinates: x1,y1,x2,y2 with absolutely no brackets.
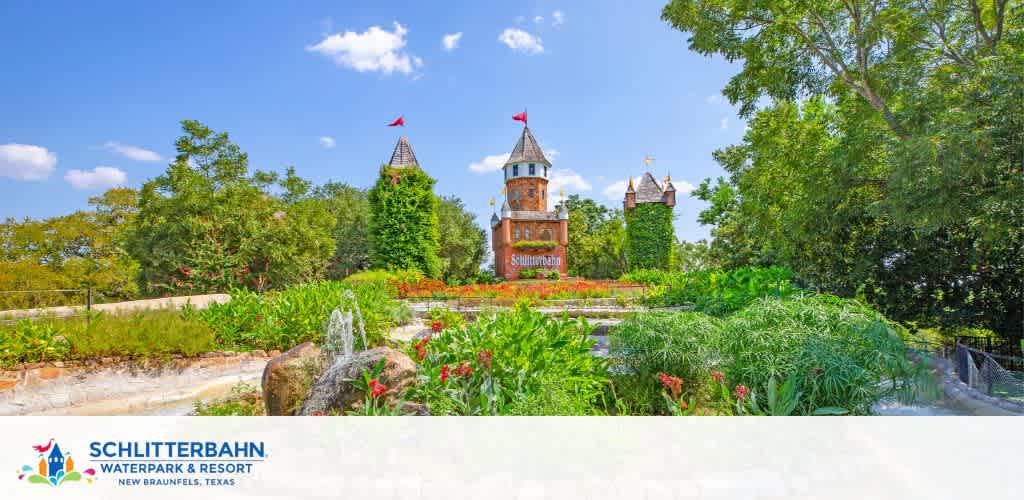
261,342,323,416
297,347,417,416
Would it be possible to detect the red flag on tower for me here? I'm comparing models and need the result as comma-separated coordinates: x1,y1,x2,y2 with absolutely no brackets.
512,111,527,124
387,115,405,127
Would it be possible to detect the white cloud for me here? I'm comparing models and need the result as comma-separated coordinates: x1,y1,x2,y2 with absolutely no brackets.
720,116,729,129
442,32,462,51
548,168,591,207
498,28,544,54
705,94,724,104
673,179,696,193
319,136,336,149
306,22,421,74
103,141,161,162
533,16,545,24
602,179,630,200
545,148,560,161
469,153,510,173
64,166,126,190
552,10,566,26
0,143,57,180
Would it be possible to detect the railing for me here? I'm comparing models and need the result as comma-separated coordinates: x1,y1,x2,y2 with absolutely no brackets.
0,288,93,324
954,343,1024,400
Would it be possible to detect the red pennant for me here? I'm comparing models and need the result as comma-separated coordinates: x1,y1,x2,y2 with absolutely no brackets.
512,111,527,124
387,116,405,127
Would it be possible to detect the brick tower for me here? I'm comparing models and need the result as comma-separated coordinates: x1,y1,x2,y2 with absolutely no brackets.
490,125,569,279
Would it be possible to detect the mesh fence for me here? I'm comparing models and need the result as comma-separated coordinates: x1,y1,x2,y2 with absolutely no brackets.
955,343,1024,402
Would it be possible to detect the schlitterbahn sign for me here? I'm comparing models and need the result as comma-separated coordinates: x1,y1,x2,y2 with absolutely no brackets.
511,254,561,268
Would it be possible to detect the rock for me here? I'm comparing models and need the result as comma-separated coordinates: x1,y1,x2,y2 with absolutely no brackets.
0,379,18,392
297,347,417,416
400,402,431,416
261,342,323,416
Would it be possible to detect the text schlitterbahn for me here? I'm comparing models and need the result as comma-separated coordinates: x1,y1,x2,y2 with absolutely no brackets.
90,441,265,487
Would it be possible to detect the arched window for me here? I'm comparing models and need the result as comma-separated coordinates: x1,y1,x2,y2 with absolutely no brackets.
514,229,520,240
525,228,530,239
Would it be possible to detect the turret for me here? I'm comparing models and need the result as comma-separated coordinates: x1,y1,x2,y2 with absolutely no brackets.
663,174,676,208
624,177,636,210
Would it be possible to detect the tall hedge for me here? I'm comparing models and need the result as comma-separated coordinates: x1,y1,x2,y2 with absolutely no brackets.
368,165,441,278
625,203,674,270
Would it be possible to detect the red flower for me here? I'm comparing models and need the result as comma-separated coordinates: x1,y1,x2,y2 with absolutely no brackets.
311,411,323,416
454,361,473,377
657,372,683,398
416,348,426,361
711,370,724,384
368,379,388,398
734,384,750,402
440,364,450,383
477,350,493,369
431,321,443,332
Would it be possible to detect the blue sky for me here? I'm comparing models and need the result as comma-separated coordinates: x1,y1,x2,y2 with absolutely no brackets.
0,0,747,242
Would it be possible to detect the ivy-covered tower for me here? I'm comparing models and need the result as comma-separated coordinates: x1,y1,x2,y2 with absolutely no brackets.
368,136,441,278
623,172,676,270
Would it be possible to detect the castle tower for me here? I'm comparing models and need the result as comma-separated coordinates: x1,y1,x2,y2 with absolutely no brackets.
491,124,568,279
623,172,676,270
47,443,64,481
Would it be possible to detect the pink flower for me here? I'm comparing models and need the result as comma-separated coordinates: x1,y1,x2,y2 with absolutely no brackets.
711,370,724,384
734,384,750,402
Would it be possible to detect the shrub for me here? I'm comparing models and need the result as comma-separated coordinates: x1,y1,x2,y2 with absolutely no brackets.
624,266,798,315
625,202,674,270
192,382,263,416
368,165,441,278
343,269,424,286
609,295,917,415
546,270,561,280
1,309,215,367
512,240,558,249
196,280,407,351
407,304,608,415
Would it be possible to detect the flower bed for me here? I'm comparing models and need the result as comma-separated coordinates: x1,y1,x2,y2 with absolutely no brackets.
397,280,633,302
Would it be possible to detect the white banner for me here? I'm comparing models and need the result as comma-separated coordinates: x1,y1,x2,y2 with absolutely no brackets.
1,417,1018,499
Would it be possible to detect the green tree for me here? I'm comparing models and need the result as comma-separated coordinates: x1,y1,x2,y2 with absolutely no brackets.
128,120,335,293
314,182,371,279
0,187,141,308
437,196,487,283
367,165,441,278
564,195,628,279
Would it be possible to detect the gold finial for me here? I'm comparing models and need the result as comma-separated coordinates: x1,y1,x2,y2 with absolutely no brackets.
559,189,565,197
488,198,495,207
644,155,654,166
628,177,634,189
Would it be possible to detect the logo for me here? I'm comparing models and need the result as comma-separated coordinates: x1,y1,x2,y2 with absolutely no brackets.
16,439,97,487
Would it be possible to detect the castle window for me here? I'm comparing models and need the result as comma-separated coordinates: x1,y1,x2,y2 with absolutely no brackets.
544,166,548,177
514,229,520,240
529,164,536,175
514,190,520,200
541,190,545,199
513,165,519,176
528,188,535,198
525,228,530,239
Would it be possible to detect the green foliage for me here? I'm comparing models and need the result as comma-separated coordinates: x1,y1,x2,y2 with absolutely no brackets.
625,203,674,270
343,269,424,286
516,268,560,280
437,196,487,283
622,266,797,315
0,309,215,368
128,120,336,294
664,2,1023,338
0,188,141,309
428,306,464,331
512,240,558,249
408,304,608,415
314,182,371,279
368,166,441,278
193,382,264,416
610,295,918,415
564,195,628,279
195,281,407,351
0,319,71,368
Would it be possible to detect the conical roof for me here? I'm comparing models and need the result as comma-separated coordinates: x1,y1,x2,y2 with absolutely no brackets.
388,136,419,168
635,172,666,203
506,126,550,165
